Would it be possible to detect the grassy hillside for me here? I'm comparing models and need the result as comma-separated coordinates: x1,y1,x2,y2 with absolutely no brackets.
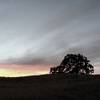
0,74,100,100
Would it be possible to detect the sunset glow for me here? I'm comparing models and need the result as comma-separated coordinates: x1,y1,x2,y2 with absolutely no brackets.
0,64,99,77
0,64,50,77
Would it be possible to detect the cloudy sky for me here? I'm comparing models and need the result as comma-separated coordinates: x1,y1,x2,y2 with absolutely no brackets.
0,0,100,77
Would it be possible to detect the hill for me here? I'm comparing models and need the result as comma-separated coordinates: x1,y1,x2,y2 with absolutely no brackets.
0,74,100,100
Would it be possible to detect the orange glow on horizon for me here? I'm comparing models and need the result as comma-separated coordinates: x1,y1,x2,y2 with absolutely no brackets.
0,64,51,77
0,64,99,77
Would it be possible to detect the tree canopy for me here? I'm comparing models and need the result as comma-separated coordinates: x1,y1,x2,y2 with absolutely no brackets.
50,54,94,75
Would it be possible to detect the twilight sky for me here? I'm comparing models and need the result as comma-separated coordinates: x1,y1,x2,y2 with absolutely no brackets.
0,0,100,77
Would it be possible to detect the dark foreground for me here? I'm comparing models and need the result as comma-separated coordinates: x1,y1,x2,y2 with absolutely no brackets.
0,74,100,100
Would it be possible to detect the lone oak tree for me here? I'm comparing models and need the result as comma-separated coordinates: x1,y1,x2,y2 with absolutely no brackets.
50,54,94,75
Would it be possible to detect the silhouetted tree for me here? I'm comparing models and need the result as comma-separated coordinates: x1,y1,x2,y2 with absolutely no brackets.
50,54,94,75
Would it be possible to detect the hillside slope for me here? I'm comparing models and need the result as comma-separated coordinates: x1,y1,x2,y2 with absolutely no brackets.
0,74,100,100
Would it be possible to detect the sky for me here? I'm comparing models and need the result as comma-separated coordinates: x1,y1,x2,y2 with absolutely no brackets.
0,0,100,77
